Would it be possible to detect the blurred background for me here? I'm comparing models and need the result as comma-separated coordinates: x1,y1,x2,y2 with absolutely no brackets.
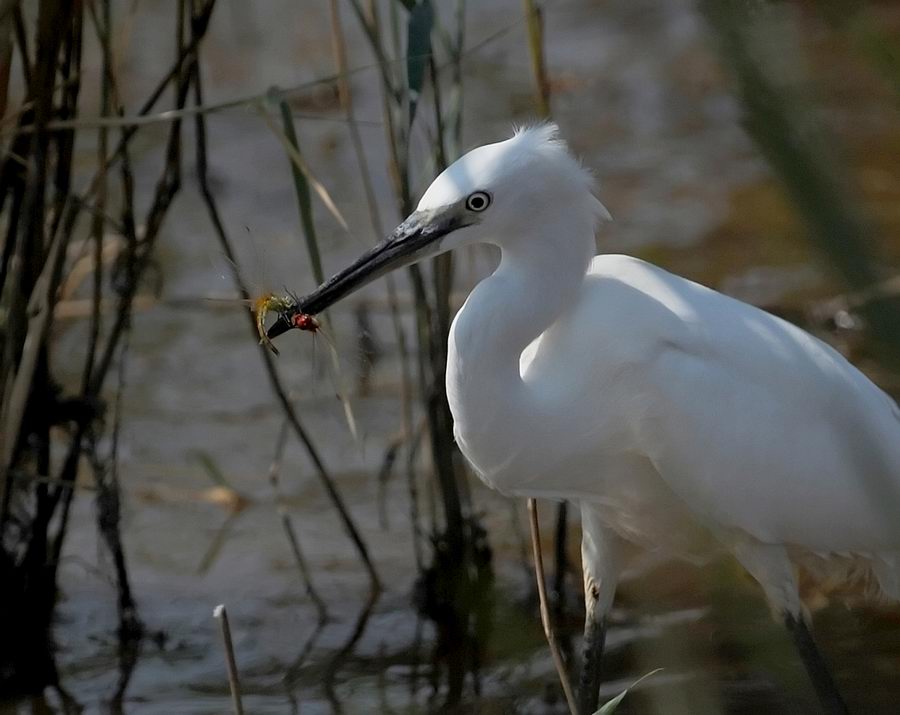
2,0,900,712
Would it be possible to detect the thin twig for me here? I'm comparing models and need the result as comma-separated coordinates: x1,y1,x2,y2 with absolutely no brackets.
281,510,329,624
328,0,416,556
272,92,359,440
190,45,381,593
522,0,551,118
81,0,112,397
48,0,214,584
4,10,551,143
256,100,349,231
269,419,329,624
521,0,569,615
527,498,577,715
328,0,383,236
10,104,380,134
213,604,245,715
0,209,67,488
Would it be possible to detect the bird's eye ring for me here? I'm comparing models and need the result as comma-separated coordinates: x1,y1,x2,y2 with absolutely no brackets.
465,191,491,212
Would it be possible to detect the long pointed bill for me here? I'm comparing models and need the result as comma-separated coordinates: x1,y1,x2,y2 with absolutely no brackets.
267,206,468,341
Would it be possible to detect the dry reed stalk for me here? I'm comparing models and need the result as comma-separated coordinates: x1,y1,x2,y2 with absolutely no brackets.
522,0,550,118
271,92,359,441
521,0,570,615
0,1,17,121
213,604,245,715
329,0,421,561
528,498,577,715
268,420,329,623
190,41,381,593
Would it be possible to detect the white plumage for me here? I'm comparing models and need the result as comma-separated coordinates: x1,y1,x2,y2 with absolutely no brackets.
433,127,900,596
275,123,900,711
433,125,899,712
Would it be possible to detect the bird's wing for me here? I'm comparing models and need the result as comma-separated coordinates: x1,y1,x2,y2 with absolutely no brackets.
589,256,900,553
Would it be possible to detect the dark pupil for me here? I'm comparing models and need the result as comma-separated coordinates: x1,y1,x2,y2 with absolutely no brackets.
470,195,485,209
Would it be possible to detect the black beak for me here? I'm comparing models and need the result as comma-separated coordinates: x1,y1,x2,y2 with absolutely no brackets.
266,206,467,342
266,313,294,341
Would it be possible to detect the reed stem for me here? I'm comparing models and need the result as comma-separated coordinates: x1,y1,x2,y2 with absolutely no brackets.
528,498,577,715
213,604,245,715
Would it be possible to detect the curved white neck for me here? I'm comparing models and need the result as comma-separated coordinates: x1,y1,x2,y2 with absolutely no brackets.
446,207,596,480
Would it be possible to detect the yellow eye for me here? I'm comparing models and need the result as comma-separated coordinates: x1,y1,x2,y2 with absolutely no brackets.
465,191,491,212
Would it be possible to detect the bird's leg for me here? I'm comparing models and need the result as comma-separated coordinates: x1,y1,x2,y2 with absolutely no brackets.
731,539,849,715
580,602,606,715
783,613,849,715
578,504,620,715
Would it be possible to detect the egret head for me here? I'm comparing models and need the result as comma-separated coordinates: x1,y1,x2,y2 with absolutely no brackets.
267,123,609,340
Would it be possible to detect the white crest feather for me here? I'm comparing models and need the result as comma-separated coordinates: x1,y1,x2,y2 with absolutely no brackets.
511,122,611,223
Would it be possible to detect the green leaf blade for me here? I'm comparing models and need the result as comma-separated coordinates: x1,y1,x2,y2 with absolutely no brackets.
595,668,663,715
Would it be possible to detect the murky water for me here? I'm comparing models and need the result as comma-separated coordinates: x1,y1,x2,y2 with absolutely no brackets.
6,0,900,712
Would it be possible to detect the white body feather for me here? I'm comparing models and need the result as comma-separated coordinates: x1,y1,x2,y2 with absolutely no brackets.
420,125,900,609
451,255,900,582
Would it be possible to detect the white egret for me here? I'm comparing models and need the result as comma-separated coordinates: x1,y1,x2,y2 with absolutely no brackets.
268,124,900,714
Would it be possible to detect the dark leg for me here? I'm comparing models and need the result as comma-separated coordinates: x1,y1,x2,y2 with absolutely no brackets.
578,610,607,715
784,612,849,715
578,504,619,715
553,502,569,617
